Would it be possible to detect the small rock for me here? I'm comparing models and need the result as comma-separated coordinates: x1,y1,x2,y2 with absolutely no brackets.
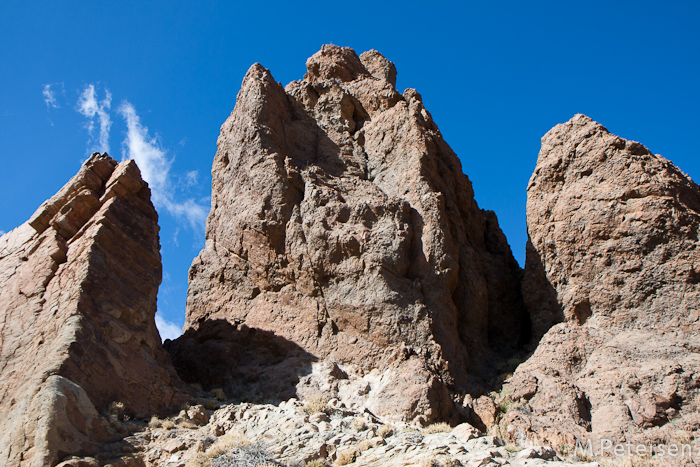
452,422,480,442
163,439,185,453
517,446,556,460
317,421,332,432
187,404,209,425
310,412,330,423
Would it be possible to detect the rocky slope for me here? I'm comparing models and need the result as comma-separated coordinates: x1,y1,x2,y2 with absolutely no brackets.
179,45,527,423
502,115,700,449
0,153,189,467
56,389,601,467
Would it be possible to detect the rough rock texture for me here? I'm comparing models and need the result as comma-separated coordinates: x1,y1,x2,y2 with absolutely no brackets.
57,392,601,467
0,153,189,467
181,45,527,422
504,114,700,448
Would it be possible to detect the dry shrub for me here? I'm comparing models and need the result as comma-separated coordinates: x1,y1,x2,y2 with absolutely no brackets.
206,431,250,458
357,439,372,452
179,419,198,429
350,417,367,431
335,448,358,465
306,460,328,467
302,394,329,415
186,453,212,467
148,416,162,429
423,422,451,434
377,424,393,438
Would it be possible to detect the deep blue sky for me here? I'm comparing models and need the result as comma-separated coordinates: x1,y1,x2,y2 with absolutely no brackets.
1,1,698,339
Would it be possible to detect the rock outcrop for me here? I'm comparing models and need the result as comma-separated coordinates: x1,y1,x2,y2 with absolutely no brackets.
503,114,700,448
0,153,189,467
180,45,527,422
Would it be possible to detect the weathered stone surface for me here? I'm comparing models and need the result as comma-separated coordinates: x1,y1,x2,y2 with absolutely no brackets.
0,153,189,467
76,392,599,467
181,45,527,422
504,114,700,448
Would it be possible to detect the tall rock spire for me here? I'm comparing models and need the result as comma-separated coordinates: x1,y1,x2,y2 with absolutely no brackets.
0,153,190,467
179,45,526,422
504,114,700,447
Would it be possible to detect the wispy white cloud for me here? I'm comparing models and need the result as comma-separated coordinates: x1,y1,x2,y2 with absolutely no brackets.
0,230,5,237
118,100,208,230
77,84,112,154
172,227,180,247
43,84,59,109
184,170,199,187
155,312,182,341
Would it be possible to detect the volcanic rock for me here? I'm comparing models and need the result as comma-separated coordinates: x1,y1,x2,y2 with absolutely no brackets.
504,114,700,447
0,153,189,467
180,45,527,422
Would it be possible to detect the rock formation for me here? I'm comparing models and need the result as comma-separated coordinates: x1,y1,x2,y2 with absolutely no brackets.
0,153,189,467
503,114,700,448
179,45,527,422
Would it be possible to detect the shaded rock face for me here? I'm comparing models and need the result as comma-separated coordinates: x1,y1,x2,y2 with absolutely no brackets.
182,45,526,422
0,153,189,467
505,114,700,447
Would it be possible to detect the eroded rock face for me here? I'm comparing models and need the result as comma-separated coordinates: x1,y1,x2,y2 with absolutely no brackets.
0,153,189,467
182,45,526,422
504,115,700,447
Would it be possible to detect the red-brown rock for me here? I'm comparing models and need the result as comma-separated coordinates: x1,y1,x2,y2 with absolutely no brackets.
0,153,190,467
180,45,527,422
505,114,700,447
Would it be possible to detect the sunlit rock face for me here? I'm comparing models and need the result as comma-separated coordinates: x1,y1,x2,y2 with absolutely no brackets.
0,153,189,467
504,114,700,447
181,45,527,422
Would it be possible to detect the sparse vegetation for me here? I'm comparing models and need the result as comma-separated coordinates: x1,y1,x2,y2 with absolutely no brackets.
178,419,198,429
148,415,162,429
350,417,367,431
334,448,358,465
206,431,250,458
186,452,212,467
209,442,279,467
357,439,372,451
306,460,328,467
423,422,451,434
377,424,394,438
302,394,329,415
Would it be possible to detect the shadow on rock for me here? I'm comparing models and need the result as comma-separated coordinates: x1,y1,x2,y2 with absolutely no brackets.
164,320,317,404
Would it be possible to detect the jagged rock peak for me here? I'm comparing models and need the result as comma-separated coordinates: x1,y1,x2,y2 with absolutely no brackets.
303,45,397,87
180,46,527,424
523,113,700,336
505,114,700,449
0,153,190,467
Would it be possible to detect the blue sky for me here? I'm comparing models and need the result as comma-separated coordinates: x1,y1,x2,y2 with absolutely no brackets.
1,1,698,340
